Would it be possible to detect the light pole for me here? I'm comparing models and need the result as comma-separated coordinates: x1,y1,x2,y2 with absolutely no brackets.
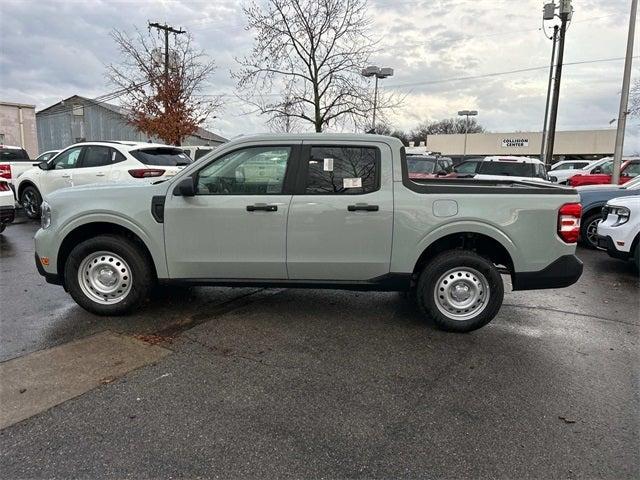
458,110,478,160
611,0,637,184
544,0,573,166
361,65,394,132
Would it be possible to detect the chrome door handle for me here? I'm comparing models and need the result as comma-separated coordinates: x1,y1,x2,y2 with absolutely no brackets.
61,174,71,178
347,204,379,212
96,173,106,177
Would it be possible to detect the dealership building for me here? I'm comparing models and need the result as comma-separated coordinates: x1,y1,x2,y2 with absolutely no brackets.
423,129,616,162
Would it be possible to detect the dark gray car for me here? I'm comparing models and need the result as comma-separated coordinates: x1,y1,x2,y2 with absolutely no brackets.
577,177,640,248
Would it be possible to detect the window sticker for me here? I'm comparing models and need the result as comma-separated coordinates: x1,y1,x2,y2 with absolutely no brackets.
343,177,362,188
323,158,334,171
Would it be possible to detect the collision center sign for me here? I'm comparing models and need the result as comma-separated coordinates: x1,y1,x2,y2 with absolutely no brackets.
501,138,529,148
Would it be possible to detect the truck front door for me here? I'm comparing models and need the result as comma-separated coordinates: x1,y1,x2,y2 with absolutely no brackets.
286,142,394,281
163,144,297,279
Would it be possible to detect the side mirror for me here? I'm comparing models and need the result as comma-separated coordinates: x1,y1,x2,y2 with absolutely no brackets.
38,161,50,171
436,170,448,176
549,175,558,182
173,177,196,196
592,167,602,174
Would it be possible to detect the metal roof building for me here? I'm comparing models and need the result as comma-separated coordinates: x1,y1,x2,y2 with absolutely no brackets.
36,95,227,153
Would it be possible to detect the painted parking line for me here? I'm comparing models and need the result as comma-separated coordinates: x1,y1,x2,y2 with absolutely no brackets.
0,331,170,430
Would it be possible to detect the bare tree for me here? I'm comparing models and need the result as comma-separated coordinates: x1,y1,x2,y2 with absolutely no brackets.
234,0,399,132
630,78,640,117
267,95,299,132
411,118,484,143
107,28,220,145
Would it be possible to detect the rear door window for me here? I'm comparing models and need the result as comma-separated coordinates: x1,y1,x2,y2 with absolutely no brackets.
0,148,30,161
80,146,113,168
130,148,192,166
623,162,640,178
303,146,379,194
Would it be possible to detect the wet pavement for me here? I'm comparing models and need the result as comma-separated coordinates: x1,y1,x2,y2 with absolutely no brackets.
0,218,638,478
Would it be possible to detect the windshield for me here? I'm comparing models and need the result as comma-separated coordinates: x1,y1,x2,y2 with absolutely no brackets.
623,176,640,190
130,148,192,166
407,157,436,174
477,161,534,177
0,148,30,161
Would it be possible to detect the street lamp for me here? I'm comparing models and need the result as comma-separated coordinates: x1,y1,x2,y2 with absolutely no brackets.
457,110,478,160
361,65,394,132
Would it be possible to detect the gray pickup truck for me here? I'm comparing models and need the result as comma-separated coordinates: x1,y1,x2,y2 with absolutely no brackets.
34,134,583,332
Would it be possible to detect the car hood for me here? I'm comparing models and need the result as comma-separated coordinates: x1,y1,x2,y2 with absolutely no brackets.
46,179,168,201
576,184,623,192
606,195,640,209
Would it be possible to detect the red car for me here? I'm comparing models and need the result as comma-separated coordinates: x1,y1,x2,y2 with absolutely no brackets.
407,155,459,180
569,159,640,187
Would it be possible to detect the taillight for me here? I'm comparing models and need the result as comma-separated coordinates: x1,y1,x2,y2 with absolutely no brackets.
558,203,582,243
0,181,10,191
0,164,11,180
128,169,165,178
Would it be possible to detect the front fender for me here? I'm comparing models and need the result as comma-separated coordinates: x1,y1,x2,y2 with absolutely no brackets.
55,211,167,278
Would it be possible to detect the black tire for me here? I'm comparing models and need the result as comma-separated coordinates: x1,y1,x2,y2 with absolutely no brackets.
64,234,154,315
416,250,504,333
580,211,602,249
633,241,640,274
0,223,5,233
20,185,42,219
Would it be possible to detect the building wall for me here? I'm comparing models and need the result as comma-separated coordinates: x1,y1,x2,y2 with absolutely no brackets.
37,98,149,152
37,97,225,151
425,129,616,159
0,102,38,157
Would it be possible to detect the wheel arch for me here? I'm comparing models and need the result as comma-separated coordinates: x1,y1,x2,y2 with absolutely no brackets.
57,221,159,284
412,227,516,278
17,179,39,199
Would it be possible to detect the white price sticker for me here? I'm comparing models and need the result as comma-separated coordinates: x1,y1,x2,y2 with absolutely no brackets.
323,158,334,171
343,177,362,188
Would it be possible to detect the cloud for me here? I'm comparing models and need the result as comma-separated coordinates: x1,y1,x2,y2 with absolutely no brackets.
0,0,637,152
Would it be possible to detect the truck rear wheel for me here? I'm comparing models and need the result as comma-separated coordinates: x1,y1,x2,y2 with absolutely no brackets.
416,251,504,332
64,235,154,315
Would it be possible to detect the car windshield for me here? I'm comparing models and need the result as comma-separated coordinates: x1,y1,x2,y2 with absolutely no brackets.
0,148,30,161
407,157,436,174
477,161,534,177
130,148,192,166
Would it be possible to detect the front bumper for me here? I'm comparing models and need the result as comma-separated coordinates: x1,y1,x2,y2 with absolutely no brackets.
0,205,15,224
596,234,631,260
511,254,583,291
34,252,63,286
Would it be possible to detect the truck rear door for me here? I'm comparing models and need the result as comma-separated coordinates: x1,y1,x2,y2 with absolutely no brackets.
286,141,393,281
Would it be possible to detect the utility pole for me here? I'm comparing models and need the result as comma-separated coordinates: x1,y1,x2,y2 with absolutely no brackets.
148,22,186,96
540,25,558,162
544,0,572,165
611,0,637,184
361,66,394,133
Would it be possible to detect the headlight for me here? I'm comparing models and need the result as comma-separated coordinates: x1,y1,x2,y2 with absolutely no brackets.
41,201,51,229
603,205,630,227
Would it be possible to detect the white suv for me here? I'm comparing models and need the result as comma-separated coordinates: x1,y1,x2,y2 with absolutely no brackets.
597,195,640,270
472,156,551,183
17,141,192,218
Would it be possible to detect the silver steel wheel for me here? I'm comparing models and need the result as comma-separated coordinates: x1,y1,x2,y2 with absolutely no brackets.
434,267,490,321
586,217,601,247
77,251,132,305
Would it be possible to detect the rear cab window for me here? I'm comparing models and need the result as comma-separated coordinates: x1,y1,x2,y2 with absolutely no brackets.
0,148,30,161
303,146,379,194
477,161,534,177
130,148,192,166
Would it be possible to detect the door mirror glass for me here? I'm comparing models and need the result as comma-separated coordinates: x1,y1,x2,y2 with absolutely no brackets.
38,161,50,171
173,177,196,196
549,175,558,182
592,166,602,174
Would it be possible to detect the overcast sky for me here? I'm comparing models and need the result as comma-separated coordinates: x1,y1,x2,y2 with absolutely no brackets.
1,0,638,152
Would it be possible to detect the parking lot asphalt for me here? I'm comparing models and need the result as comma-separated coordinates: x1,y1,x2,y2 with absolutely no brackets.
0,218,638,479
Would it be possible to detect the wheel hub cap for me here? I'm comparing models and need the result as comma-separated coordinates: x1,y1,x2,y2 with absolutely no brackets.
434,267,490,321
77,251,132,305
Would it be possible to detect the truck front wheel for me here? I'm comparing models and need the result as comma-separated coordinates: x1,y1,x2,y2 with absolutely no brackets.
64,235,154,315
416,251,504,332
